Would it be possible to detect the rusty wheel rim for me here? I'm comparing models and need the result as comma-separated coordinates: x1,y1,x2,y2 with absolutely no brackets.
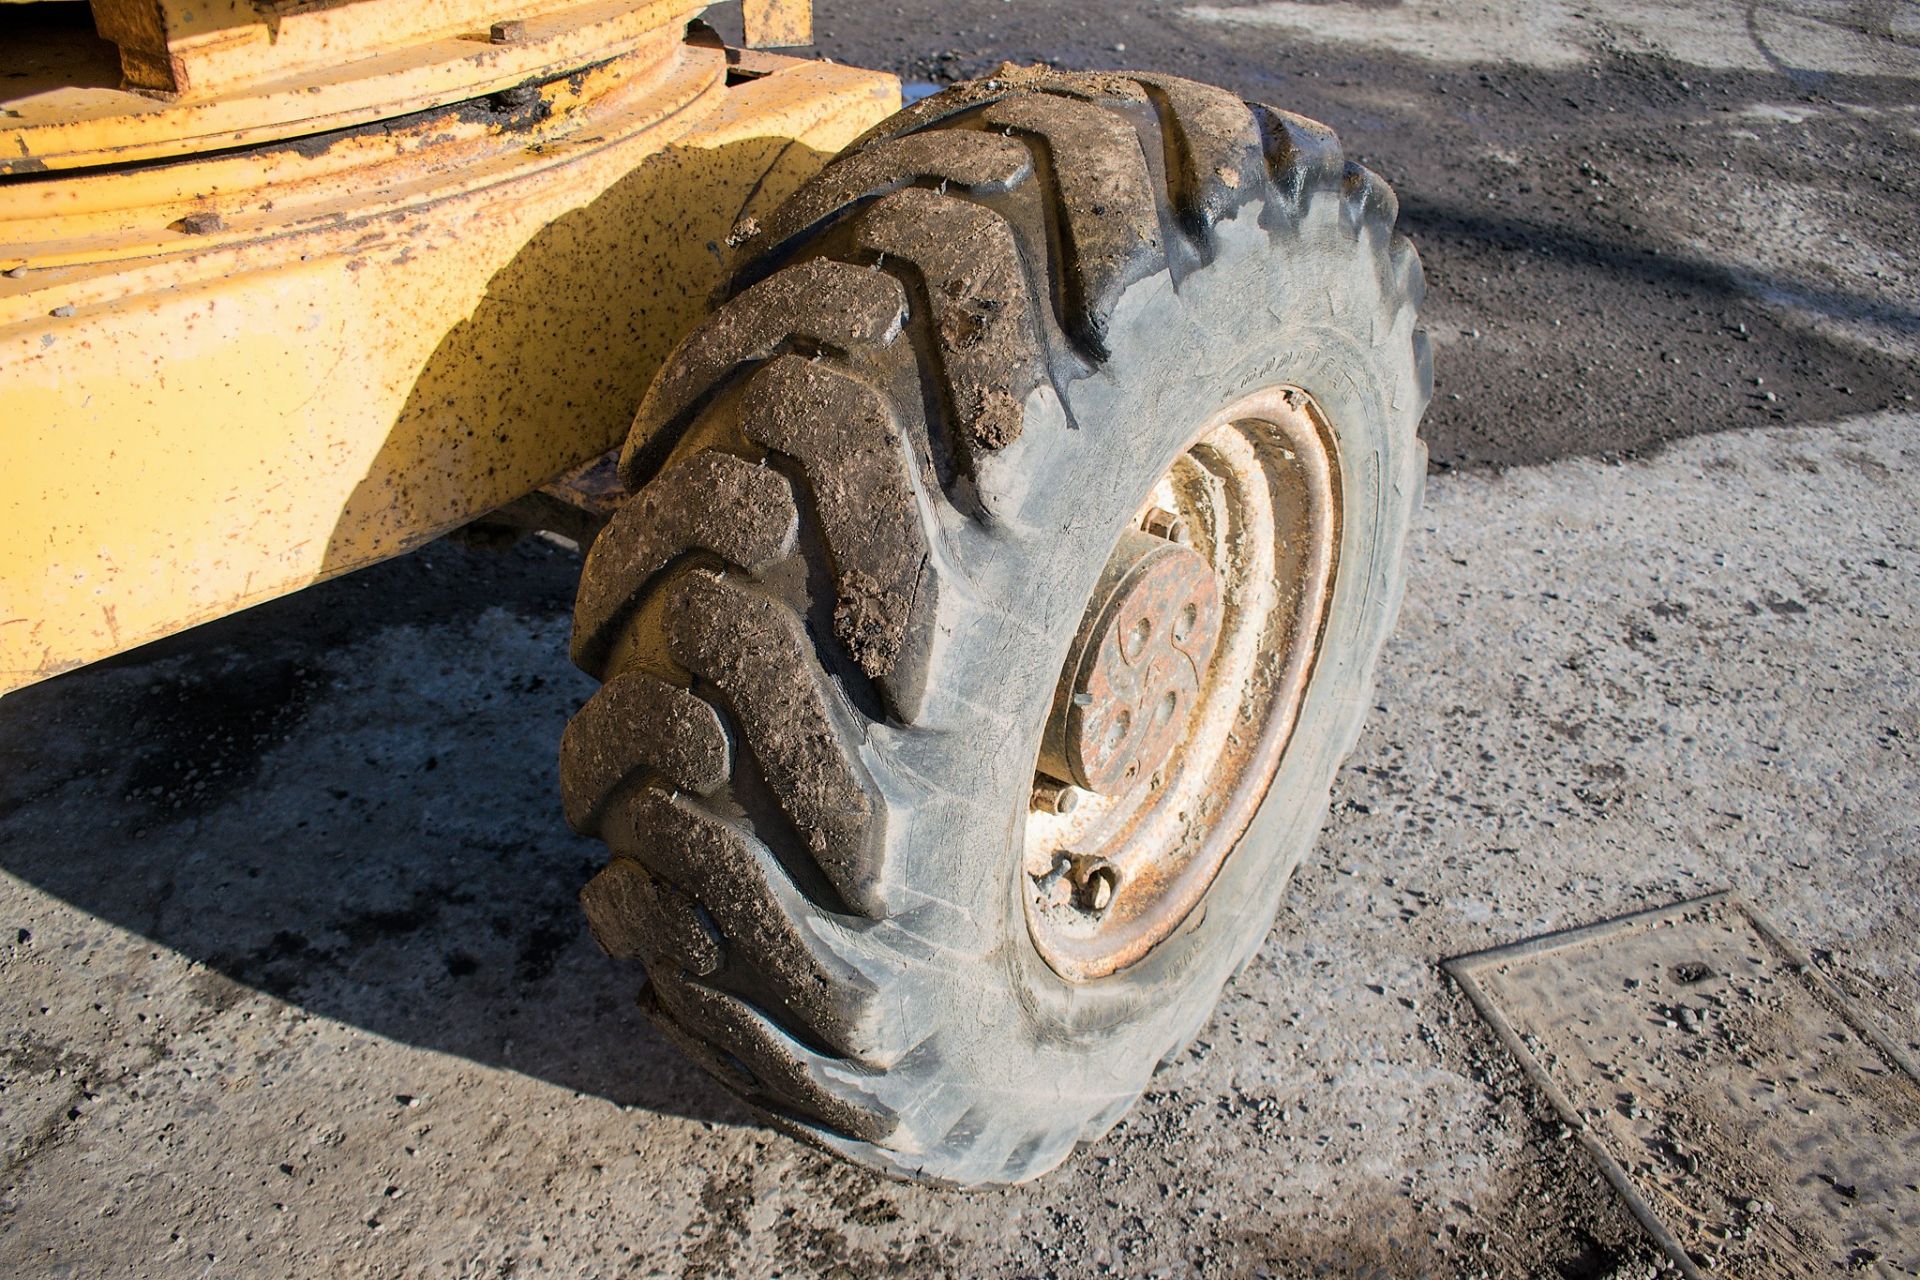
1024,385,1342,982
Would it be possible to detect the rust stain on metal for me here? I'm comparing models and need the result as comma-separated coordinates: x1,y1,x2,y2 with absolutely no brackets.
541,448,627,519
1,0,707,174
172,210,225,235
1024,386,1343,982
1041,531,1221,796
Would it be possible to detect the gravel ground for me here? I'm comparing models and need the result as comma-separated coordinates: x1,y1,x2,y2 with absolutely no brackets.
802,0,1920,468
4,416,1916,1278
4,1,1919,1276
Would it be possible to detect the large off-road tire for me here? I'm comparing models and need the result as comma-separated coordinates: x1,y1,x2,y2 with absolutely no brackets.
560,65,1429,1186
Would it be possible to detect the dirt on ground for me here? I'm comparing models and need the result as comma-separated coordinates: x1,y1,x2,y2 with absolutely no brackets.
791,0,1920,470
5,415,1916,1278
3,2,1918,1277
1454,894,1920,1277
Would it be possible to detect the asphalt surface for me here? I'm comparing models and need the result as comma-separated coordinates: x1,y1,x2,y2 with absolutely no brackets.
4,2,1918,1277
800,0,1920,468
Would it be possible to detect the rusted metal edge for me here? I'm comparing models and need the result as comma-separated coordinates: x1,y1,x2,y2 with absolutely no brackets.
471,446,626,553
1441,890,1920,1279
1442,899,1721,1280
3,0,706,173
1736,899,1920,1085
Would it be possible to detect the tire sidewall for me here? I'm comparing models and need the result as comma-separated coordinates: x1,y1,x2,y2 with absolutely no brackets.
856,196,1426,1175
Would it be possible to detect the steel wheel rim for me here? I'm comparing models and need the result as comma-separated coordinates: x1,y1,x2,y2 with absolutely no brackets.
1024,385,1343,982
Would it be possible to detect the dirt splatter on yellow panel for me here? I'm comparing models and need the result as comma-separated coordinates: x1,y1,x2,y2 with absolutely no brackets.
0,49,898,693
743,0,814,49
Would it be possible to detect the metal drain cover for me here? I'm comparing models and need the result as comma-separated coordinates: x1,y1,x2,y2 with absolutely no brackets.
1445,892,1920,1278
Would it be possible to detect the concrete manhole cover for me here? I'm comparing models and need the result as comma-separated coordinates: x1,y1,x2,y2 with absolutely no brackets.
1445,893,1920,1278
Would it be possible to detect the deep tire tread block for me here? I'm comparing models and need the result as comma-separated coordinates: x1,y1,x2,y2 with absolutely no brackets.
561,66,1427,1184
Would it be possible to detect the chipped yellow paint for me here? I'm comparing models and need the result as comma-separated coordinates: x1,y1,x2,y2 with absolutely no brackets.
742,0,814,49
0,43,899,692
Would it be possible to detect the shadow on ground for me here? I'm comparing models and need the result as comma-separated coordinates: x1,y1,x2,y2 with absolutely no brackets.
0,538,748,1128
820,2,1920,469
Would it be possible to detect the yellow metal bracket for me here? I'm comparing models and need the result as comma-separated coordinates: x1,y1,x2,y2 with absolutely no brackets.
4,0,703,173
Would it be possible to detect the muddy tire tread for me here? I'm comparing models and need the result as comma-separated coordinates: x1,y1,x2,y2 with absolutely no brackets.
564,67,1423,1168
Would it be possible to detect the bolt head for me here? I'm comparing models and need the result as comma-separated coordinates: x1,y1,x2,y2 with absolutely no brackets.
1142,507,1189,544
490,18,529,43
1031,779,1082,815
1066,854,1120,914
1085,871,1114,912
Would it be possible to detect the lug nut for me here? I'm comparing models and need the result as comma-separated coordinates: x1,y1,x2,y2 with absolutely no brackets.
1142,506,1189,544
1067,854,1120,913
1031,777,1082,816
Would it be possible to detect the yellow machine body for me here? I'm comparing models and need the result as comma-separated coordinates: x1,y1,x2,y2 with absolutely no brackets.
0,0,898,693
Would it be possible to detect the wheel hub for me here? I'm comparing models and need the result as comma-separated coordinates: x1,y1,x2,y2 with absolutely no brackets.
1039,530,1223,795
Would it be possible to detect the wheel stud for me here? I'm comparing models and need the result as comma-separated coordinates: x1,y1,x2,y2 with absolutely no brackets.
1031,777,1082,815
1142,506,1188,544
1067,854,1120,913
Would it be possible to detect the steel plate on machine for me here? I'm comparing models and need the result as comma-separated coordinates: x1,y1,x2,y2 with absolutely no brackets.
1445,892,1920,1278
